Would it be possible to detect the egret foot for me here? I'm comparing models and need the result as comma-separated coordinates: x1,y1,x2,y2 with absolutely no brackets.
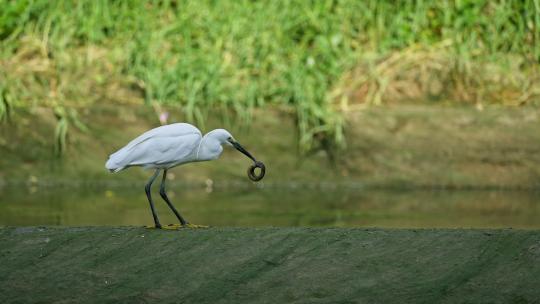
144,223,209,230
183,223,209,229
163,223,209,229
163,224,183,230
144,225,162,229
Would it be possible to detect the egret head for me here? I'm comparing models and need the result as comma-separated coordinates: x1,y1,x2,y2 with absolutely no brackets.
205,129,258,162
208,129,235,146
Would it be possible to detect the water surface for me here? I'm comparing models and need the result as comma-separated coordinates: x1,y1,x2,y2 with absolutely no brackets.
1,184,539,228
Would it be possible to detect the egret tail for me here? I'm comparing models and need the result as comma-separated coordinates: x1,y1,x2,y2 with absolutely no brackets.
105,158,125,173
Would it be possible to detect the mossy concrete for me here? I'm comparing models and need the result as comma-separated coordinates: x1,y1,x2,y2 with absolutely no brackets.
1,227,539,303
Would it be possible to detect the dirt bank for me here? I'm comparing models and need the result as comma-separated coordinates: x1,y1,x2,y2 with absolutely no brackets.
1,105,540,188
1,227,539,303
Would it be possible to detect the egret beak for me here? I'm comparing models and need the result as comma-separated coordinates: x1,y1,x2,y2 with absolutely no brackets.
229,139,257,162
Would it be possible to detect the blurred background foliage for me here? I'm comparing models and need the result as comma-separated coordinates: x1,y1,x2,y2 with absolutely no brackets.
1,0,539,155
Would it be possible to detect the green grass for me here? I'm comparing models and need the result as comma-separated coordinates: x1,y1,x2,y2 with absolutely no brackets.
1,0,539,152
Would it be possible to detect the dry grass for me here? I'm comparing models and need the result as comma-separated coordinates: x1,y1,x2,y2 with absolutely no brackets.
332,41,540,111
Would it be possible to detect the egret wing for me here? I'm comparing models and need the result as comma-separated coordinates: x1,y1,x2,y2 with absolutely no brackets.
116,123,201,154
124,132,201,167
106,123,202,170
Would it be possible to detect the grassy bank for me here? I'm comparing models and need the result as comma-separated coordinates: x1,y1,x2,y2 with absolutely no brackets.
0,226,539,303
1,0,539,151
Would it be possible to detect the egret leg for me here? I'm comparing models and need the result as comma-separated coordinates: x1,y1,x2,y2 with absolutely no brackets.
159,169,188,226
145,169,162,229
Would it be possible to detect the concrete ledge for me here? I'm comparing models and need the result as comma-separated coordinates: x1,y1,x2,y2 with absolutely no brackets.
1,227,539,303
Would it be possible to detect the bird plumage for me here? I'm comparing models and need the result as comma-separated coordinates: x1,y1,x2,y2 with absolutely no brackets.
105,123,202,172
104,122,262,228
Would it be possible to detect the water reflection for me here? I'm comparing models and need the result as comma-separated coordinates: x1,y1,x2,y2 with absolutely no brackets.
1,184,539,228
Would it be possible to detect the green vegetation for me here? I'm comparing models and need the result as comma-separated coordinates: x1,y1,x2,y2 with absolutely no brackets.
1,0,539,153
1,227,539,303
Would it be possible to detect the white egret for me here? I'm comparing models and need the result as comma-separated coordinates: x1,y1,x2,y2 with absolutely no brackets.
105,123,265,228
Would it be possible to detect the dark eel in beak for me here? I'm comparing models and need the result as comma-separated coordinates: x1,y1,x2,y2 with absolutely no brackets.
229,139,266,182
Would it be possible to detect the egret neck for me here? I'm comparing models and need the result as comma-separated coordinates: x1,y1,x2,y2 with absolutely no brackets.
195,136,221,161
